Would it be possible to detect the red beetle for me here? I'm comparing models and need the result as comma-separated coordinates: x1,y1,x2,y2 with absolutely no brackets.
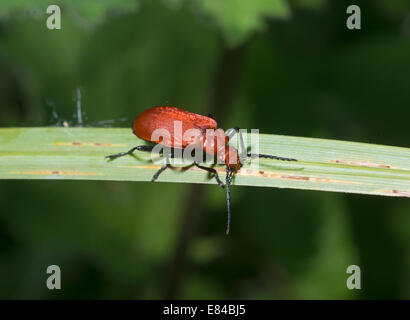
106,106,297,235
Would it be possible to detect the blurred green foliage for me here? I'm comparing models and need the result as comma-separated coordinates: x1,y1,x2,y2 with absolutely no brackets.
0,0,138,25
195,0,290,46
0,0,409,299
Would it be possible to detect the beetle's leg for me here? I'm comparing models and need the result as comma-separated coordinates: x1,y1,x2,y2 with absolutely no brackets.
194,162,224,188
247,153,297,162
151,155,171,182
105,145,153,161
226,127,247,162
136,145,154,152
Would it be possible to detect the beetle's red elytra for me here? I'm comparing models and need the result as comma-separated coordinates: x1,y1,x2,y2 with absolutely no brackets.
106,106,297,235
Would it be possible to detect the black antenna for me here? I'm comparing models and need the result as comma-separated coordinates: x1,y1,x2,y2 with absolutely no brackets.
247,153,297,162
225,165,232,235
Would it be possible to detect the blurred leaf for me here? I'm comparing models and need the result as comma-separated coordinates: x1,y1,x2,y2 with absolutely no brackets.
0,127,409,198
0,0,138,25
196,0,290,46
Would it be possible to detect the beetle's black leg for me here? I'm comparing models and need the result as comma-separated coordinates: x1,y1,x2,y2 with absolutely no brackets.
105,145,153,161
136,145,154,152
151,155,171,182
247,153,297,162
194,162,224,188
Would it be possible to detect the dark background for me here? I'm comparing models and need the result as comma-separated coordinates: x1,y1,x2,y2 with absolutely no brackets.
0,0,409,299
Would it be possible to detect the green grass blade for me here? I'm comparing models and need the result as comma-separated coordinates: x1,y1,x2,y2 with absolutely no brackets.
0,127,409,198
